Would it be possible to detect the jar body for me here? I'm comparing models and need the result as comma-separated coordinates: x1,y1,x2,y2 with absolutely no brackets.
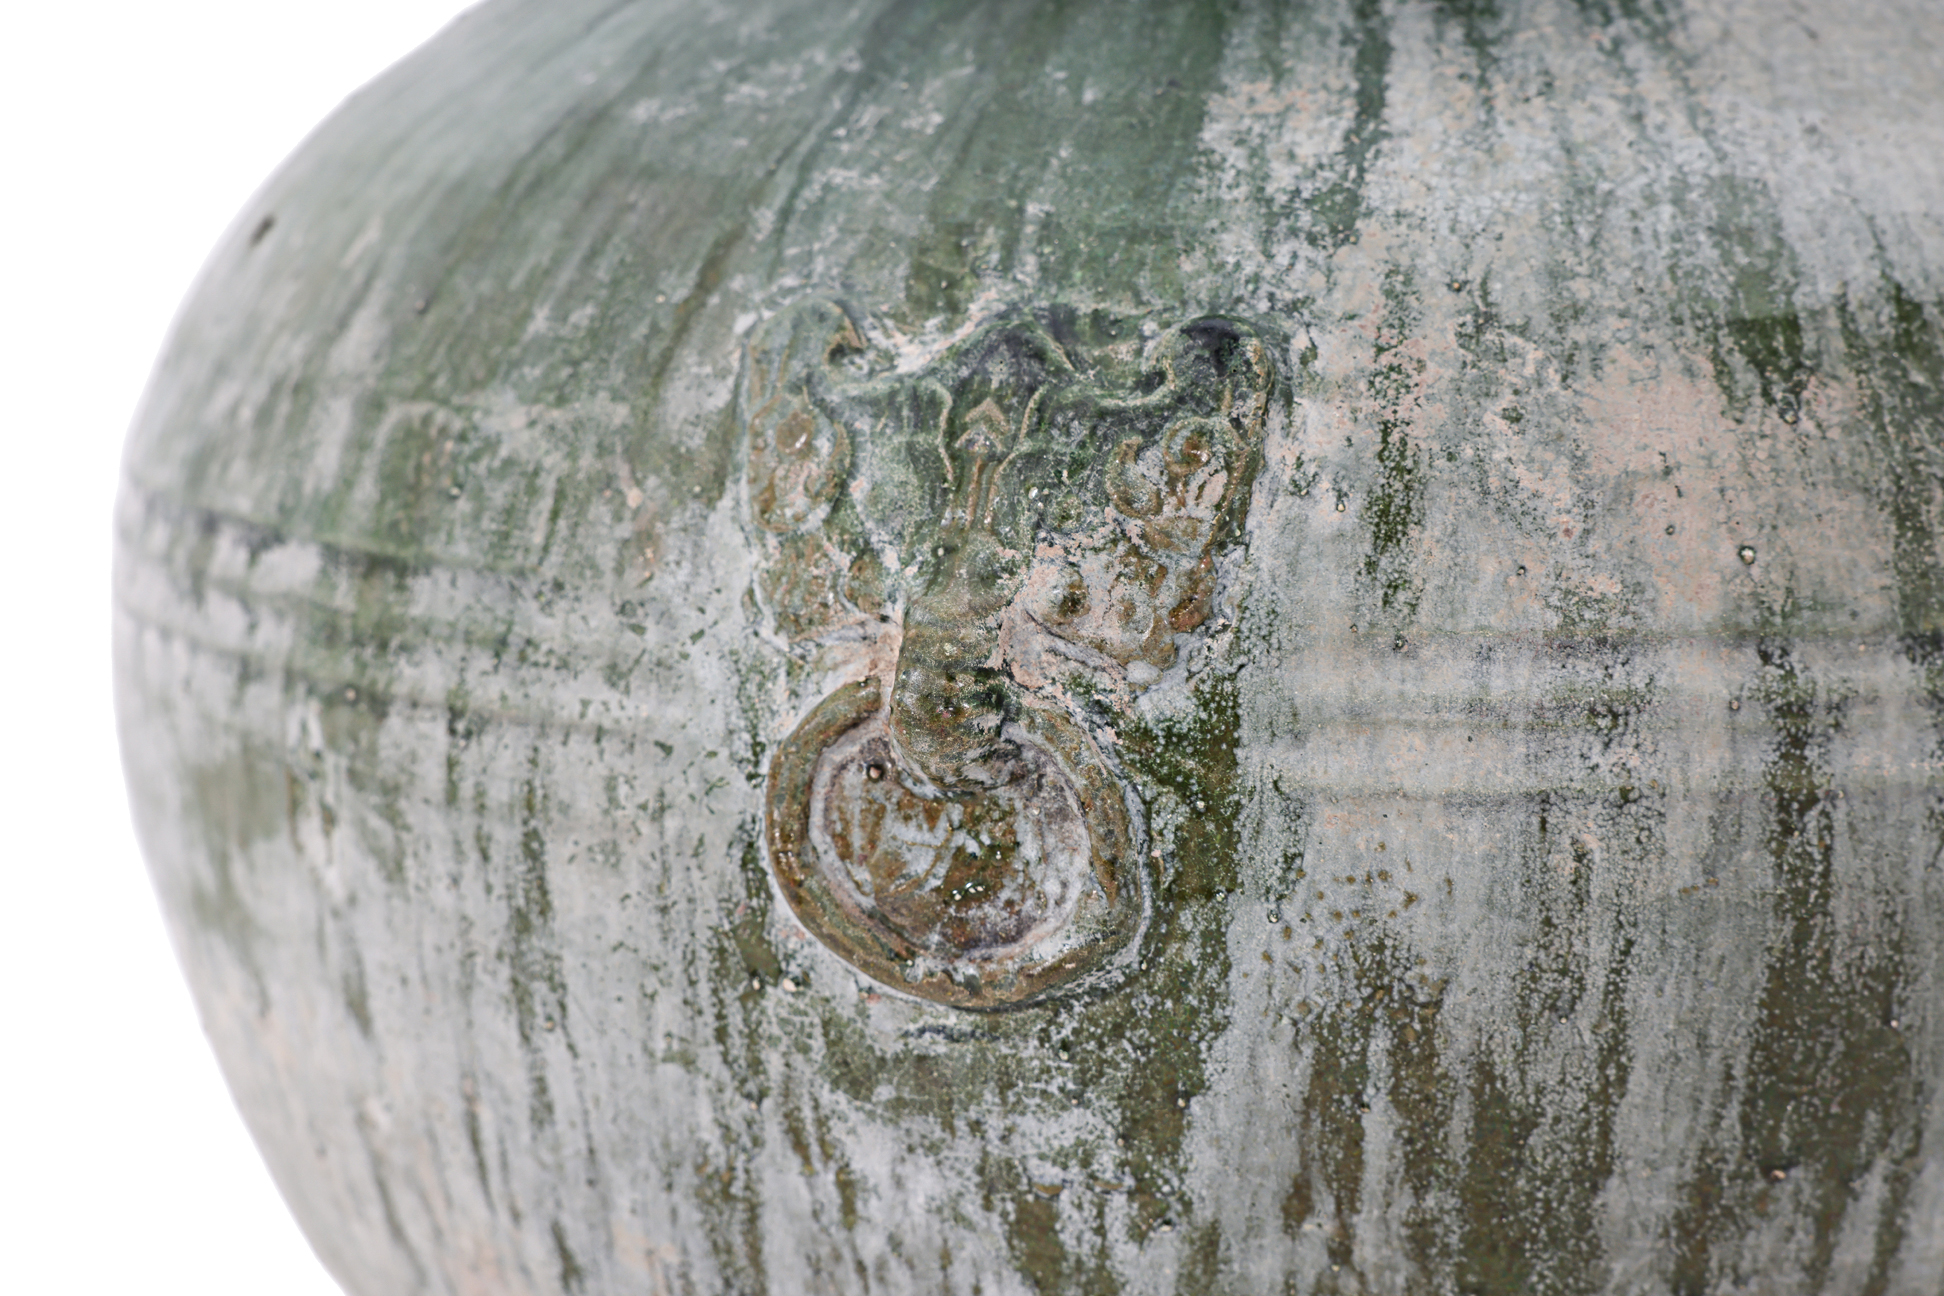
116,1,1944,1291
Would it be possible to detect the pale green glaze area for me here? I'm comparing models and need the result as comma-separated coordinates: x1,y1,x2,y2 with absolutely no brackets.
115,1,1944,1293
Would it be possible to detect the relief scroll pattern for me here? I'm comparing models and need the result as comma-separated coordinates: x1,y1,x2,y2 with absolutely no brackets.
743,299,1276,1008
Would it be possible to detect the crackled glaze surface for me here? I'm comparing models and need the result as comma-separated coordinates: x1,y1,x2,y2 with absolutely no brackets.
748,302,1274,1004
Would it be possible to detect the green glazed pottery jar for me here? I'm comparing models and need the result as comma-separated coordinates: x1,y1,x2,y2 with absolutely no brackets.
116,1,1944,1291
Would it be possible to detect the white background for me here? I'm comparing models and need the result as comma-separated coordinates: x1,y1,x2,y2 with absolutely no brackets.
1,5,477,1292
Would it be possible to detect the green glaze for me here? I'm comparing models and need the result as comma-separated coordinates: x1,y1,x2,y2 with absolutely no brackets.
116,1,1944,1292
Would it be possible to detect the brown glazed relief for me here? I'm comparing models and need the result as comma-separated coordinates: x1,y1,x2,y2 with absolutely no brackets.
743,299,1275,1008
